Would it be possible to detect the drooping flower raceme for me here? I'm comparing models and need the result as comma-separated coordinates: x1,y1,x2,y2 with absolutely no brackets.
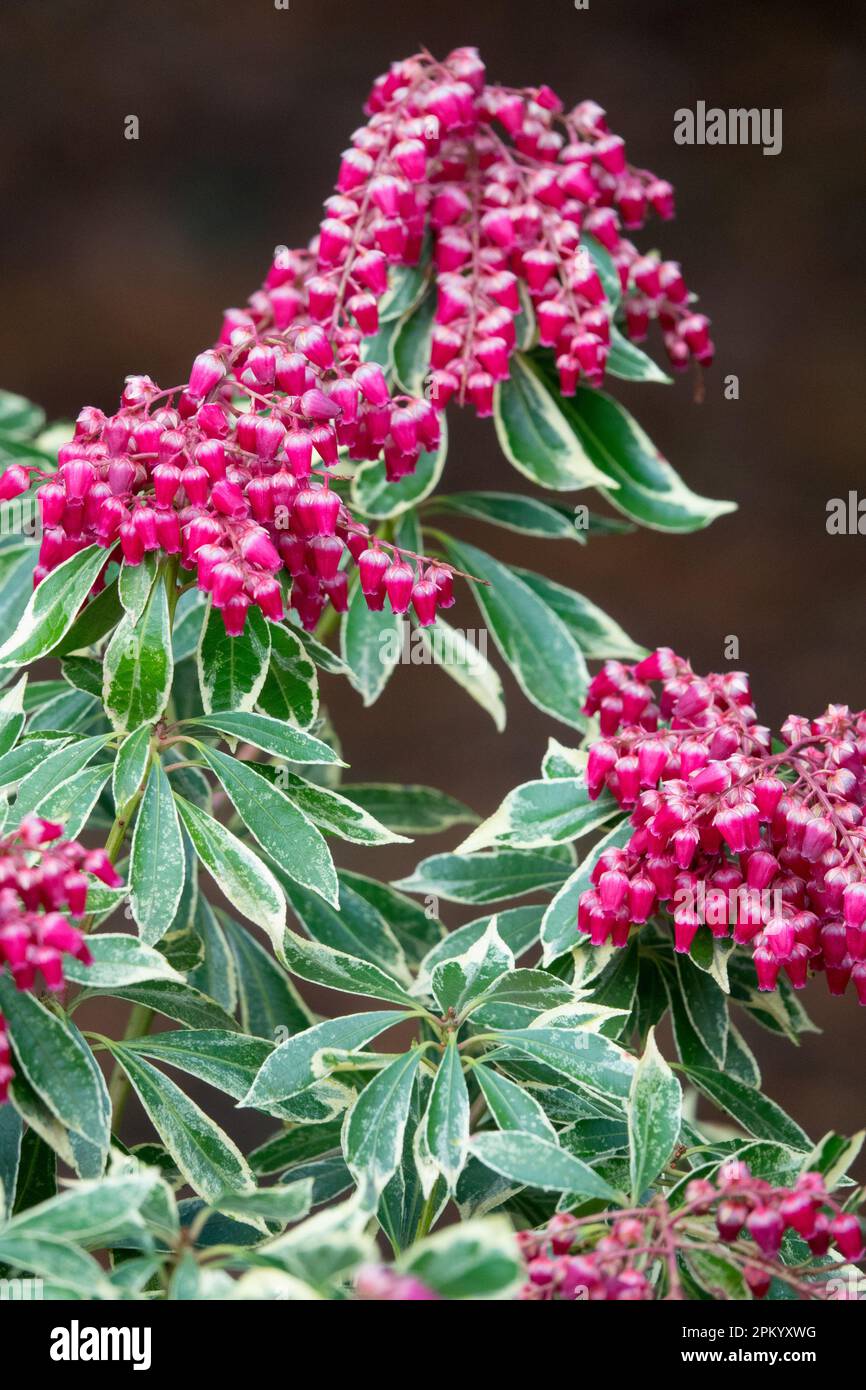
518,1162,864,1301
0,815,121,1103
0,46,710,636
579,649,866,1004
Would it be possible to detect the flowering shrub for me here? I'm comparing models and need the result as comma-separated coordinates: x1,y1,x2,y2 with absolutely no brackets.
0,48,859,1305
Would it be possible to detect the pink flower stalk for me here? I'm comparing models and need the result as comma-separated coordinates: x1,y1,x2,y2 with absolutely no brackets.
518,1164,862,1301
0,815,119,1102
579,650,866,1004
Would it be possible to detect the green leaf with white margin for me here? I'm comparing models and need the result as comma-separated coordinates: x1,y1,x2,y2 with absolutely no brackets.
343,1049,423,1202
112,724,152,811
628,1029,682,1199
218,910,311,1038
255,1194,376,1287
431,920,513,1014
800,1130,865,1189
210,1179,312,1226
541,818,632,965
241,1012,409,1109
491,1026,636,1104
414,907,543,998
431,490,584,542
171,588,208,664
279,871,410,984
103,569,173,733
117,554,158,623
378,256,431,323
73,978,241,1032
34,763,111,840
470,1131,620,1200
188,710,342,765
0,1104,22,1220
457,778,619,854
351,419,447,520
605,325,673,384
278,772,410,846
0,544,106,668
174,795,286,948
103,1043,258,1208
391,286,436,395
12,734,109,819
583,233,620,307
342,870,445,967
514,567,647,662
257,622,318,730
280,932,418,1007
60,654,103,698
672,949,729,1067
3,1169,161,1244
198,744,338,908
63,935,184,989
683,1068,810,1150
0,674,27,757
423,1036,469,1193
557,384,736,532
129,756,186,946
0,545,39,654
413,616,507,732
337,782,477,836
440,537,589,727
473,1063,557,1140
396,1216,523,1300
0,978,110,1175
0,1232,110,1294
494,354,613,492
341,582,401,706
123,1030,276,1105
395,848,571,906
197,601,271,715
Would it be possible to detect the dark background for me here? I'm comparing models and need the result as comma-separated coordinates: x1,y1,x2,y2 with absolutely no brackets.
2,0,865,1155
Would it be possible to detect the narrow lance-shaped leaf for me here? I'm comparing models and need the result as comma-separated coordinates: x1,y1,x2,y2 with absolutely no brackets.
129,756,186,946
103,569,174,733
343,1049,423,1203
424,1036,470,1193
0,978,110,1177
174,795,286,949
469,1130,620,1200
199,745,338,908
627,1029,682,1200
104,1043,257,1207
241,1011,409,1109
440,537,589,728
413,617,507,733
341,582,401,707
494,353,613,492
0,544,106,668
197,601,271,714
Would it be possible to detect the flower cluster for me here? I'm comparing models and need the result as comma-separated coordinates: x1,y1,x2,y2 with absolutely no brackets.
2,365,455,637
579,648,866,1003
518,1162,863,1301
0,47,708,635
0,814,121,1103
354,1265,438,1300
224,46,711,421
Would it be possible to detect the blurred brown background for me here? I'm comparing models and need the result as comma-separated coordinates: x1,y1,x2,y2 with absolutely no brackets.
2,0,865,1155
